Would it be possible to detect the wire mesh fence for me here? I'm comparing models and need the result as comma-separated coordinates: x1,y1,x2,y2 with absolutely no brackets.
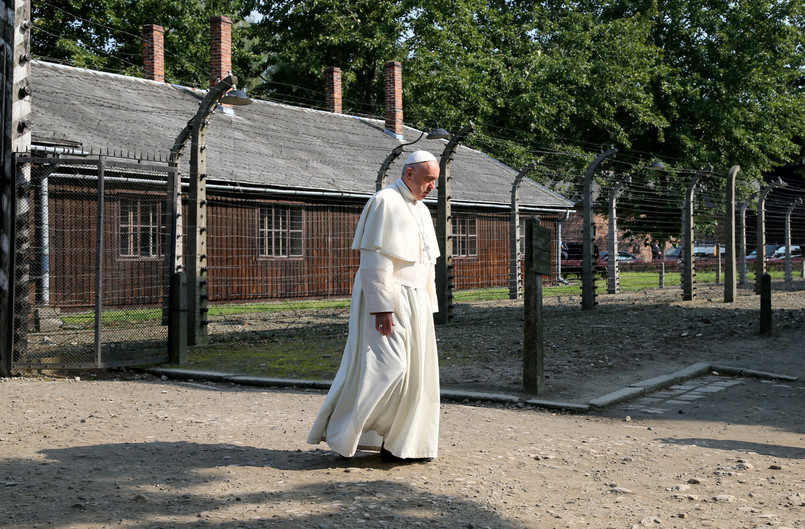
12,155,171,369
9,147,804,373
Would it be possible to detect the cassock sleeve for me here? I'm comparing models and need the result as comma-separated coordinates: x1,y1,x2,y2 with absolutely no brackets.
359,250,395,314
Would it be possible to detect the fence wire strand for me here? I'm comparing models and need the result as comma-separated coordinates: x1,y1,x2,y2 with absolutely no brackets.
10,150,805,375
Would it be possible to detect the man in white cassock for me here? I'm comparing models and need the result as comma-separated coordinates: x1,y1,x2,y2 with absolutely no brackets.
307,150,441,463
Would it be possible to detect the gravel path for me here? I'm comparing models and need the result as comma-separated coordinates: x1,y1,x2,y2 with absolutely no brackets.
2,281,804,528
2,374,803,528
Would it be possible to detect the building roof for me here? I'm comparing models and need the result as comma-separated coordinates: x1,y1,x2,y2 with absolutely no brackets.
30,61,573,212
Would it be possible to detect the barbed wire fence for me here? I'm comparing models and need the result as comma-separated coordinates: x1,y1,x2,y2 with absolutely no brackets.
10,141,804,375
7,146,805,382
10,66,805,375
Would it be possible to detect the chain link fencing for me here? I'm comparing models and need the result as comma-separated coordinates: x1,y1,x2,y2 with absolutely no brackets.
12,155,171,369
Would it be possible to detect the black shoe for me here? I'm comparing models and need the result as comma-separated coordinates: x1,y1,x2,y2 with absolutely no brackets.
380,444,405,463
380,444,432,463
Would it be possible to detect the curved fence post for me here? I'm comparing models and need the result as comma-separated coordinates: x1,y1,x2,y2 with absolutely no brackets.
582,147,618,311
509,162,536,300
724,165,740,302
376,145,404,192
784,197,803,282
186,74,242,345
376,129,433,191
607,175,631,294
737,199,754,285
682,165,712,301
754,178,787,294
435,122,475,325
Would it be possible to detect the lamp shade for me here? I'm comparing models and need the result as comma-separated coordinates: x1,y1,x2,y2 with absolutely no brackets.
220,89,252,106
426,127,450,140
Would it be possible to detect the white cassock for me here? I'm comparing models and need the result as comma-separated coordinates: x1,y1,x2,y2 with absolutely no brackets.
307,177,441,459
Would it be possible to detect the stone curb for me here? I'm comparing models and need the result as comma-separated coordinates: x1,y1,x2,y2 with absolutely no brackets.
147,367,591,412
587,362,798,409
147,368,332,390
587,362,711,409
146,363,797,414
710,365,799,382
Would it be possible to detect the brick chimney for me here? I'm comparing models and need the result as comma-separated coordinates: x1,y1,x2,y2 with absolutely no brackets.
142,24,165,82
210,16,232,87
384,61,403,139
324,67,342,113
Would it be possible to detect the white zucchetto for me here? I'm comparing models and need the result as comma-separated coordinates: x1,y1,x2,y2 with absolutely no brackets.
404,150,438,165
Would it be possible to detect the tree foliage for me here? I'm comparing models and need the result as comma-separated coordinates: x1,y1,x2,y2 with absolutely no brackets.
246,0,411,112
32,0,805,182
32,0,256,88
606,0,805,179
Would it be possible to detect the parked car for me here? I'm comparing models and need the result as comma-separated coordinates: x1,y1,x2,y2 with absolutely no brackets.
660,246,682,263
694,244,724,258
746,244,782,261
600,250,643,263
560,242,606,279
768,245,802,262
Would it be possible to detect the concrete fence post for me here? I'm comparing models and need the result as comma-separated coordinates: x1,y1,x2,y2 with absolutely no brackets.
582,148,617,310
754,178,787,294
509,162,536,300
6,0,33,375
435,122,474,325
607,175,631,295
715,243,721,284
94,157,106,367
737,200,752,285
783,197,803,282
724,165,739,302
682,165,712,301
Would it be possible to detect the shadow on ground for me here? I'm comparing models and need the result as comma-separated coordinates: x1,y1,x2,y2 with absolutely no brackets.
2,441,520,528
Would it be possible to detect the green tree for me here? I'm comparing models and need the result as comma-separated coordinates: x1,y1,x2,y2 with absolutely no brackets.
32,0,256,88
601,0,805,179
593,0,805,246
33,0,805,182
248,0,410,112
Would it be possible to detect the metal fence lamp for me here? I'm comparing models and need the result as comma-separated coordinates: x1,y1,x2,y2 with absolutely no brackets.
220,86,252,106
376,123,450,190
425,125,450,140
168,73,251,351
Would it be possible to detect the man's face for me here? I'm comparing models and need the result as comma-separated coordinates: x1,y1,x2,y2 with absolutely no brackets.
404,161,440,200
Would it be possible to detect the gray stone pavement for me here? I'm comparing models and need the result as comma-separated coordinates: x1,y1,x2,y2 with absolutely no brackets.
617,374,748,416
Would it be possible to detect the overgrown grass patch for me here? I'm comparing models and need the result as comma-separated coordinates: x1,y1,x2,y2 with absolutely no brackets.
61,308,162,327
184,333,347,380
208,299,350,316
453,288,510,301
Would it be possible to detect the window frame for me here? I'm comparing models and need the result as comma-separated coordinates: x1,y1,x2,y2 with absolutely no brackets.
451,214,478,258
258,204,305,259
118,199,162,260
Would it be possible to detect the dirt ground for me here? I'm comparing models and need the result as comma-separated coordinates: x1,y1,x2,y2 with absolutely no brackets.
439,282,805,403
2,282,804,528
